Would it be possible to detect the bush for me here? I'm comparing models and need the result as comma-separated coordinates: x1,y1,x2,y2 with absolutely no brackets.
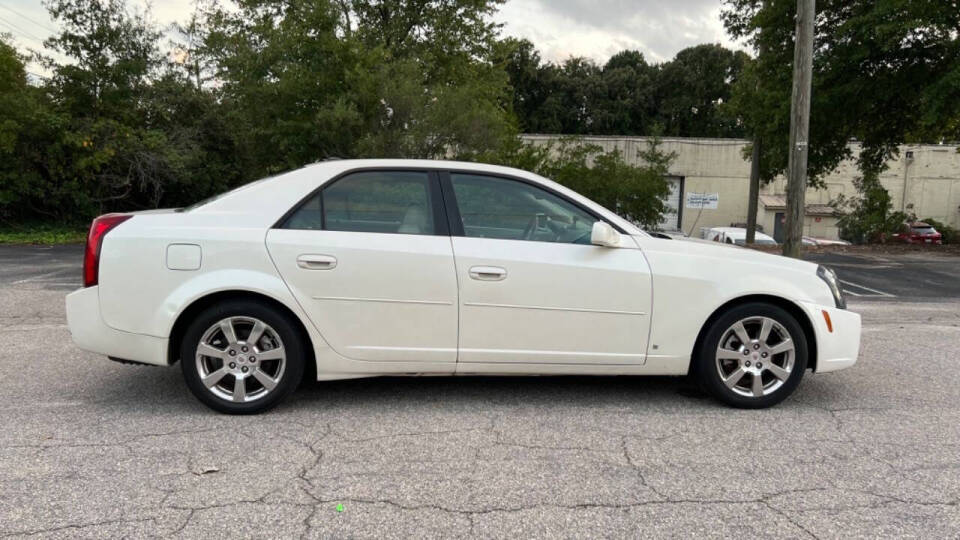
833,171,908,244
921,217,958,244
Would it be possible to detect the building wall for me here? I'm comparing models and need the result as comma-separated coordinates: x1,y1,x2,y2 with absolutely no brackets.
521,135,960,236
758,212,840,241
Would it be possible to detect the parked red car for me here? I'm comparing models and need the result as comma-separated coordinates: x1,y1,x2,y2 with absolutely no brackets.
893,222,943,245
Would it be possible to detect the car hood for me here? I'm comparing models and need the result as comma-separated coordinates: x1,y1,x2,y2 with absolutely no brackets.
634,234,818,273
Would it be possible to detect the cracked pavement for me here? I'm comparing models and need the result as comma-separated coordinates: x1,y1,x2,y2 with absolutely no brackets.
2,245,960,538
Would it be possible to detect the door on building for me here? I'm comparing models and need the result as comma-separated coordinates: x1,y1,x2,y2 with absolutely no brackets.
773,212,785,243
657,176,684,231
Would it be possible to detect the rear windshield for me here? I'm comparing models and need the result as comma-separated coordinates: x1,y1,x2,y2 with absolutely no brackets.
178,177,271,212
911,226,936,234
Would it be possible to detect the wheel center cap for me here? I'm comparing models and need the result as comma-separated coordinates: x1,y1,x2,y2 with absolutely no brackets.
752,352,759,360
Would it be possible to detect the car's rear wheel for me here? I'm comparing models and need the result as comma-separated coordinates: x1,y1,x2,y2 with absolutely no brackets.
180,299,305,414
695,302,808,409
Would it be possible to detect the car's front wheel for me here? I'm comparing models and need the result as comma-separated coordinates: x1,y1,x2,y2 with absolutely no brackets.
695,302,808,409
180,299,305,414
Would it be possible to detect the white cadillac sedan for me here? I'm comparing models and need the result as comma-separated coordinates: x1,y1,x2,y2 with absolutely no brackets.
66,159,860,414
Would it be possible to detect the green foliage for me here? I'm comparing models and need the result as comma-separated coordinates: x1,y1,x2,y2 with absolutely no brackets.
921,218,958,245
723,0,960,185
0,224,87,244
477,136,676,229
497,39,749,138
832,172,908,244
0,0,815,233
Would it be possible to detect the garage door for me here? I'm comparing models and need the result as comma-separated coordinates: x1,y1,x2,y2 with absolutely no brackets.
657,176,683,231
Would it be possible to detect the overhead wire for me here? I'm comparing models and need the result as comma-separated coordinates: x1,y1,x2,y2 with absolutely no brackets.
0,4,57,33
0,18,46,43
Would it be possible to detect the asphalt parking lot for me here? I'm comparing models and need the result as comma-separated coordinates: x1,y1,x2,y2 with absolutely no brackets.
2,245,959,538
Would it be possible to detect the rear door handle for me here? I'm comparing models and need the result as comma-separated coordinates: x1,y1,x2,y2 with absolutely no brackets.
297,254,337,270
469,265,507,281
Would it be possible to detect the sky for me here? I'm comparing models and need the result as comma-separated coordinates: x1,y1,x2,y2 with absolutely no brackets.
1,0,748,74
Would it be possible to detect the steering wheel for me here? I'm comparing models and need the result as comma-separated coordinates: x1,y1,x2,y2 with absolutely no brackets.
520,214,540,240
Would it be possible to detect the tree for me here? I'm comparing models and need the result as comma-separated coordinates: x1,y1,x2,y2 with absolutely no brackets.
499,41,749,138
592,50,658,135
202,0,513,167
724,0,960,186
202,0,362,174
346,0,506,83
35,0,193,216
0,37,67,223
654,44,749,138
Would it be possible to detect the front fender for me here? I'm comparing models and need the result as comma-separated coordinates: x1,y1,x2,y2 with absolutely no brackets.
638,237,833,371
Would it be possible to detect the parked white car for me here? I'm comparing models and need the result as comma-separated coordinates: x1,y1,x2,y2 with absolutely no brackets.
702,227,778,246
802,236,852,247
66,160,860,413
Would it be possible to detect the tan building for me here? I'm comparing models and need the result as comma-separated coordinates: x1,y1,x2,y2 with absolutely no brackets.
522,135,960,240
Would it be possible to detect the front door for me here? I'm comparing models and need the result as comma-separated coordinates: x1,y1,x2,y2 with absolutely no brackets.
444,172,653,365
266,170,458,363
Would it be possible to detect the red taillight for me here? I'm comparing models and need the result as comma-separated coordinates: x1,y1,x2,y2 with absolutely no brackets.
83,213,132,287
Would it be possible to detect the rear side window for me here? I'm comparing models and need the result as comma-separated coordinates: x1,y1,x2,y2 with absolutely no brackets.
282,171,436,235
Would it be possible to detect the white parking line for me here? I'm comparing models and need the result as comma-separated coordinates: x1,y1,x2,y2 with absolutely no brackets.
11,270,65,284
840,279,896,298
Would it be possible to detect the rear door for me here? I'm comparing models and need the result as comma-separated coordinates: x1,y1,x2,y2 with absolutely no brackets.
443,172,653,365
266,169,458,363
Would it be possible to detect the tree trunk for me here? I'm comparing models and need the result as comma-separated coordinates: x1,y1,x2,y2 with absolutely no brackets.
783,0,815,258
746,137,761,243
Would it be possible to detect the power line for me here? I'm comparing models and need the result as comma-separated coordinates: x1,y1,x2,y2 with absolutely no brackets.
0,18,46,44
0,4,56,34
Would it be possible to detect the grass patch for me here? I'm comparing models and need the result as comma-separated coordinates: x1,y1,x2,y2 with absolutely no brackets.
0,224,87,245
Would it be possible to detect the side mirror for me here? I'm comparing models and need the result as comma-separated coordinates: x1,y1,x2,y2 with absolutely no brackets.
591,221,621,248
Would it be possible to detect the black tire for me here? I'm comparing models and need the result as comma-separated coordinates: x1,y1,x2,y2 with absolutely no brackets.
695,302,808,409
180,299,305,414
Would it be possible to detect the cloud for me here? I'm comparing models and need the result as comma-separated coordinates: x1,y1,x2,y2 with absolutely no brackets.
493,0,747,64
3,0,747,74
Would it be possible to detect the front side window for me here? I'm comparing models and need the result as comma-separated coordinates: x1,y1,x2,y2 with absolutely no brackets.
450,173,596,244
283,171,435,235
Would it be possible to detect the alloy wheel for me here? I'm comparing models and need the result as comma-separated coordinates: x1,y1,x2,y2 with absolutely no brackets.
195,316,287,403
715,316,795,398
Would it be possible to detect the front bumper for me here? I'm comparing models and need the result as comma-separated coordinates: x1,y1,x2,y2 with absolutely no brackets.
65,286,168,366
800,302,861,373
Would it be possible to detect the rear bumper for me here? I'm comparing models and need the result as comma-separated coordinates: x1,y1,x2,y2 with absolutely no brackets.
800,302,861,373
65,286,169,366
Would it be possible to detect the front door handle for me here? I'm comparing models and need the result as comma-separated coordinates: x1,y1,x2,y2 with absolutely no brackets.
469,265,507,281
297,254,337,270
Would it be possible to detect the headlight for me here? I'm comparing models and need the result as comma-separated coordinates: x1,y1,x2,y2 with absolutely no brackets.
817,265,846,309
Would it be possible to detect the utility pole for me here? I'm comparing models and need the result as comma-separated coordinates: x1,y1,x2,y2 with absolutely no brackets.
783,0,815,258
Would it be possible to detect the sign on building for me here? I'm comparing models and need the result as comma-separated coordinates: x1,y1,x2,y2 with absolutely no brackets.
685,192,719,209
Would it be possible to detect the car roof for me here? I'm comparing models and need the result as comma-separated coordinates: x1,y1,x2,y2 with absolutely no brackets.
191,159,645,235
